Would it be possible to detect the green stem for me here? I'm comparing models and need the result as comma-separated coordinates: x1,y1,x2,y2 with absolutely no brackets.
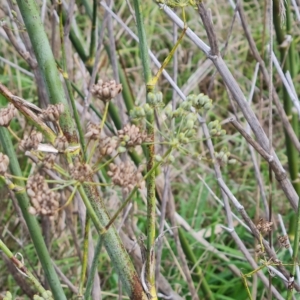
273,2,300,299
16,0,77,145
84,237,103,299
78,217,90,296
78,181,147,299
133,0,157,297
0,127,66,300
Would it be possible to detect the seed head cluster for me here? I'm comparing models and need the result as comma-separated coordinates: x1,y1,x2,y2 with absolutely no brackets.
54,135,69,151
26,174,60,217
69,158,93,182
0,153,9,175
256,218,273,235
85,122,101,140
19,130,43,152
40,104,64,122
42,154,57,169
0,103,17,126
117,124,148,147
278,235,289,249
91,79,122,102
107,161,144,194
99,136,118,156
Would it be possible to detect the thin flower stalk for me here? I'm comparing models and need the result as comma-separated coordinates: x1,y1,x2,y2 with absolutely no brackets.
78,217,91,297
84,238,103,299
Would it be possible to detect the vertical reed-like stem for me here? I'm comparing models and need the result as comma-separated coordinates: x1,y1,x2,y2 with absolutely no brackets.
273,1,300,298
132,1,157,297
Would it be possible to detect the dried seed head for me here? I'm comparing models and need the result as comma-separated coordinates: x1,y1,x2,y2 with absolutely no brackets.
107,161,144,194
255,244,265,256
256,218,273,235
42,154,57,169
69,158,93,182
278,235,290,249
99,136,118,156
269,257,282,265
40,104,64,122
117,124,149,147
0,153,9,175
19,130,43,152
91,79,122,102
0,103,17,126
26,174,60,216
85,123,101,140
54,136,69,151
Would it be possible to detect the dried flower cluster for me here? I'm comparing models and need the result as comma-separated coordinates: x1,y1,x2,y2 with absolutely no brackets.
54,136,69,151
19,130,43,151
117,124,148,147
269,257,282,265
91,79,122,102
99,136,118,156
69,158,93,182
27,174,59,217
107,161,144,194
278,235,290,249
42,154,57,169
256,218,273,235
0,103,17,126
0,153,9,175
85,123,101,140
40,104,64,122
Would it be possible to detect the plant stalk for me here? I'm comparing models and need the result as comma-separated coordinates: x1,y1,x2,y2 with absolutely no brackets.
133,0,157,298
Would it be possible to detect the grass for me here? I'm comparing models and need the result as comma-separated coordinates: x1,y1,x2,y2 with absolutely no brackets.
0,0,300,299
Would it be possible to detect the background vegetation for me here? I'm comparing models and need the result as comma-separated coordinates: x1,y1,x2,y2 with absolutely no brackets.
0,0,299,299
